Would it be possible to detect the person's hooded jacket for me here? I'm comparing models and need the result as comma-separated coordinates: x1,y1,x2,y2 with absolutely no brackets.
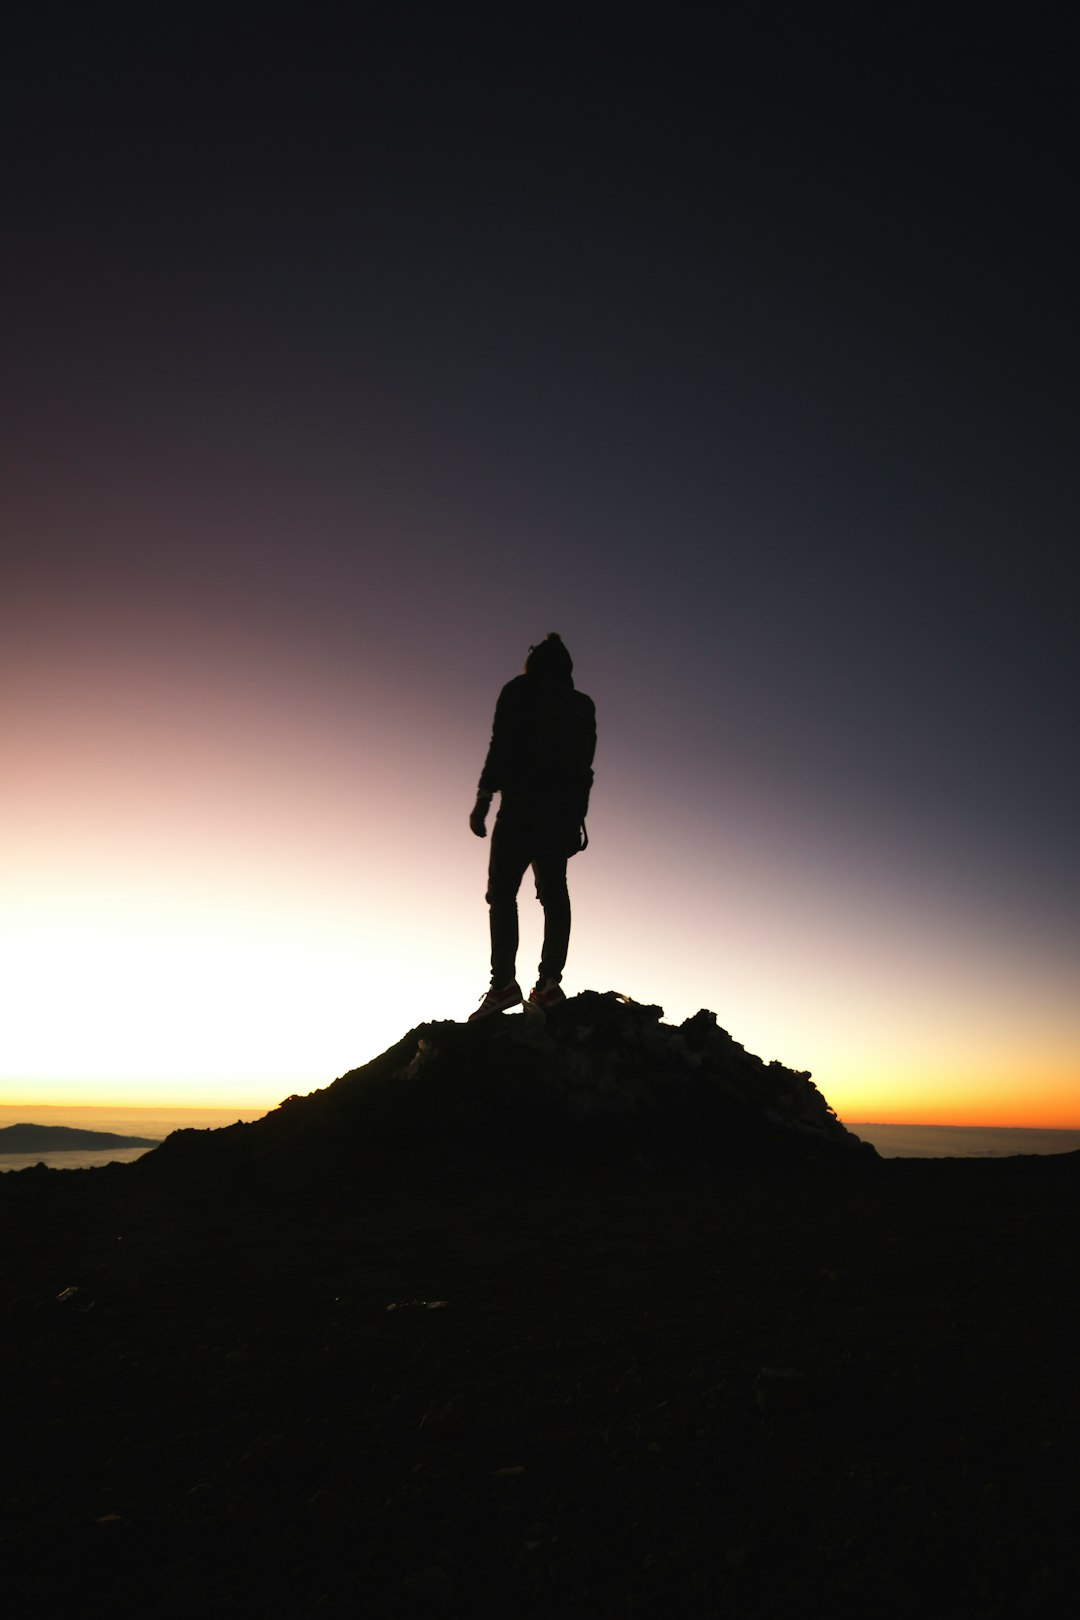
478,634,596,835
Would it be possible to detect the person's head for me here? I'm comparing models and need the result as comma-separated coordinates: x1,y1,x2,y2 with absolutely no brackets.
524,632,573,684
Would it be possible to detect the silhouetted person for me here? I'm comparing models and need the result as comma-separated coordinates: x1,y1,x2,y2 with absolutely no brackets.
469,633,596,1018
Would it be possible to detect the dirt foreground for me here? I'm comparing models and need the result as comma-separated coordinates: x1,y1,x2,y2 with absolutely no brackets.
3,1148,1078,1617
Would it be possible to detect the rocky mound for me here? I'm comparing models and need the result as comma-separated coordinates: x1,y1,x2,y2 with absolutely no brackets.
141,992,873,1187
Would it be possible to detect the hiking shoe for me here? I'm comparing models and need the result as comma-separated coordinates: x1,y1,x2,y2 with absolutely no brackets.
468,981,523,1021
526,980,566,1012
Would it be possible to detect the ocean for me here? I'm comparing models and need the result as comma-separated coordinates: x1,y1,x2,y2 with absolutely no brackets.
846,1122,1080,1159
2,1103,1079,1171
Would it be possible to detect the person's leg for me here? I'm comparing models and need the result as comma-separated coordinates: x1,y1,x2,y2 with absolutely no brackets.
532,851,571,986
486,818,532,987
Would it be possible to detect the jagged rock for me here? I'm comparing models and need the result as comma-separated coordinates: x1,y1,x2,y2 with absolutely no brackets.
139,991,874,1187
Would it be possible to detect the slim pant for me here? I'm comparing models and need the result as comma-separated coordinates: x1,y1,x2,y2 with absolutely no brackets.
486,814,571,988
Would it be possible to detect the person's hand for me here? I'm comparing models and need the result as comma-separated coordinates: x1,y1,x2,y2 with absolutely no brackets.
469,794,491,837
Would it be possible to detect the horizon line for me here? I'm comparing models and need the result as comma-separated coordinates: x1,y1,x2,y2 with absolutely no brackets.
3,1102,1080,1134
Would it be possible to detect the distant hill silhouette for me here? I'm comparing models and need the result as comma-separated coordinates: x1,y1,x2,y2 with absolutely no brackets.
0,1124,160,1152
140,992,875,1186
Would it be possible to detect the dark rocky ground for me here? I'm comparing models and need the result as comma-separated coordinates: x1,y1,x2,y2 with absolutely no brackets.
3,997,1078,1617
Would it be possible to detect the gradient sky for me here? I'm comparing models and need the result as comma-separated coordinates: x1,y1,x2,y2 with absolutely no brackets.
3,6,1077,1124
